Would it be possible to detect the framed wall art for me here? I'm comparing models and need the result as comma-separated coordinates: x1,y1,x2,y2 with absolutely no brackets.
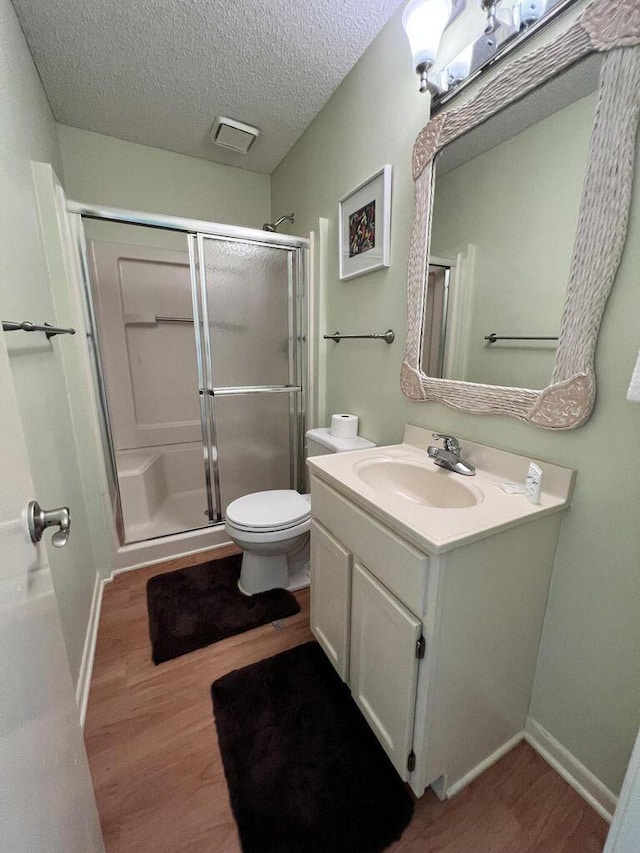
338,165,392,281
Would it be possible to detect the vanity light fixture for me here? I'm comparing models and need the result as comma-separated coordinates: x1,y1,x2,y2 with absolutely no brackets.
402,0,454,94
403,0,580,104
516,0,547,27
446,43,474,86
481,0,501,34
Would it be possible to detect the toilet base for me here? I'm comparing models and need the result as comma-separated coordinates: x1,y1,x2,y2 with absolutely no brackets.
238,563,310,596
287,559,311,592
238,537,310,596
238,550,289,595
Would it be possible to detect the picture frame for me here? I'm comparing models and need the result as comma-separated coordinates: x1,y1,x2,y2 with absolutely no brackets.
338,165,392,281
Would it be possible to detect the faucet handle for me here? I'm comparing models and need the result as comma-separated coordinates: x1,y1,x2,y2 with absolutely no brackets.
432,433,460,453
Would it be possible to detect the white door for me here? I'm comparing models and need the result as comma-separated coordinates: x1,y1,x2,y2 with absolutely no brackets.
604,727,640,852
350,560,423,780
310,520,352,681
0,335,104,851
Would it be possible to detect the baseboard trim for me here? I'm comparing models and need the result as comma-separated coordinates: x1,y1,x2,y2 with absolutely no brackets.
525,717,617,823
446,731,525,798
75,571,105,728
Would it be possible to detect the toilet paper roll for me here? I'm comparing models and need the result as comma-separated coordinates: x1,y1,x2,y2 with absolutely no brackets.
330,413,358,438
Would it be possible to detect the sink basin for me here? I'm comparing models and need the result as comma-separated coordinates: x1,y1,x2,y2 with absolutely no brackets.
353,458,483,508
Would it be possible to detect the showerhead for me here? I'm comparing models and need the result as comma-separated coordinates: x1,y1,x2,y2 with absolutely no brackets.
263,213,295,232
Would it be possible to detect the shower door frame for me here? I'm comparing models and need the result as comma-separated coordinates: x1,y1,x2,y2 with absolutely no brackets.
67,199,309,545
192,231,305,523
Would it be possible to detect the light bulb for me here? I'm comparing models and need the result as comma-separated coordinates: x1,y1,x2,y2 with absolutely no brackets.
446,44,474,85
403,0,453,88
518,0,546,27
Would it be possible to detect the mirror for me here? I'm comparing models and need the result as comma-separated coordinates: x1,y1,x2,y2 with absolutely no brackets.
403,0,640,429
424,56,600,389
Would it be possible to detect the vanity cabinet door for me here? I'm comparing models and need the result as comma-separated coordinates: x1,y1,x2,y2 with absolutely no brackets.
350,561,422,781
310,520,352,681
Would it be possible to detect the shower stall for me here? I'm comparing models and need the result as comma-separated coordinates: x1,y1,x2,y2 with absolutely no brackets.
70,203,307,551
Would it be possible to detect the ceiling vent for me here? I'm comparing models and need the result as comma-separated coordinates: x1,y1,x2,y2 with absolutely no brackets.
210,116,260,154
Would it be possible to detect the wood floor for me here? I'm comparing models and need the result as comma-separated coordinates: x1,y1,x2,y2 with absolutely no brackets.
85,548,609,853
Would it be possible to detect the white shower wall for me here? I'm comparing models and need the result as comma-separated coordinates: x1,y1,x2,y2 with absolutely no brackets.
117,443,209,540
89,240,202,450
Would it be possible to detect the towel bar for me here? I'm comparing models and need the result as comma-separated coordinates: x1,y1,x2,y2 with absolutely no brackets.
2,320,76,339
484,333,558,343
324,329,395,344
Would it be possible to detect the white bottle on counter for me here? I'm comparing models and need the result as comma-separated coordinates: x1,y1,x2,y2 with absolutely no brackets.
524,461,542,504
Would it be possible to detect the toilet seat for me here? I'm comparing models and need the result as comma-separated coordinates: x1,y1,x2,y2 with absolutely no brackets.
225,515,311,546
225,490,311,534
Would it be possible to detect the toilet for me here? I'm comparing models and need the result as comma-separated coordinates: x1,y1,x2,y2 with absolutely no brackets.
225,428,376,595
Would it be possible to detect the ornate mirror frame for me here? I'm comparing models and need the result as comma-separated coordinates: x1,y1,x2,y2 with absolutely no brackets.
402,0,640,429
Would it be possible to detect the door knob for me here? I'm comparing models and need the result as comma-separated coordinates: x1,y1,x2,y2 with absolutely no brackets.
27,501,71,548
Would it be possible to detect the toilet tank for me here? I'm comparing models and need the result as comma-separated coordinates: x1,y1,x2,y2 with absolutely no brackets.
305,427,376,457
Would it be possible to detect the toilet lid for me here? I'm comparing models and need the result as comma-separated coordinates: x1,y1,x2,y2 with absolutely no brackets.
225,490,311,531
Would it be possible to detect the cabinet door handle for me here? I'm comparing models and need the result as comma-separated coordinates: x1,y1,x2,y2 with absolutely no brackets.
27,500,71,548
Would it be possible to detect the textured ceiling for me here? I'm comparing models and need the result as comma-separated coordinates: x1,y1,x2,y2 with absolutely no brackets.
12,0,405,174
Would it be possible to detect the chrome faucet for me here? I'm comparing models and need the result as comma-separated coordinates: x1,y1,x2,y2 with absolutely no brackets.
427,433,476,476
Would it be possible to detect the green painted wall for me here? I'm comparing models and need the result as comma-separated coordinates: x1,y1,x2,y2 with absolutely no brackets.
57,124,271,249
272,5,640,794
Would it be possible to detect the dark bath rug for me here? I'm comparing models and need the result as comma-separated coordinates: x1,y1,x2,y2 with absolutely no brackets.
211,641,414,853
146,554,300,664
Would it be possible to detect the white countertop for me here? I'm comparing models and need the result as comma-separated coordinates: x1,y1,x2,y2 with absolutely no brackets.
307,424,576,554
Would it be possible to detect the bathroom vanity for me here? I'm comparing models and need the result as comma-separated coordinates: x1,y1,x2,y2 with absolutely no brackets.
307,425,575,799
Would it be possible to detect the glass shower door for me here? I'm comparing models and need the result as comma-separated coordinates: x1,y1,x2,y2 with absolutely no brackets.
195,234,303,520
86,225,212,543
